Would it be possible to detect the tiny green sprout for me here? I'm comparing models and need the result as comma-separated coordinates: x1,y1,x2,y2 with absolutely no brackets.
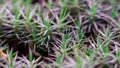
59,6,67,23
90,0,97,18
29,50,33,63
110,0,118,18
73,0,78,5
61,32,69,55
42,18,51,31
7,50,15,68
111,6,118,18
56,54,62,68
31,22,38,43
24,0,33,21
117,49,120,58
76,18,84,42
76,18,81,29
14,8,20,20
102,42,109,55
25,0,32,5
76,57,82,68
96,36,102,51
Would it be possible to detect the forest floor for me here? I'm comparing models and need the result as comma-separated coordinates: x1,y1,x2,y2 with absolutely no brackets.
0,0,120,68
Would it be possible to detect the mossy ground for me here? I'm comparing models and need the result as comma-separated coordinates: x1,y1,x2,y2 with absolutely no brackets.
0,0,120,68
